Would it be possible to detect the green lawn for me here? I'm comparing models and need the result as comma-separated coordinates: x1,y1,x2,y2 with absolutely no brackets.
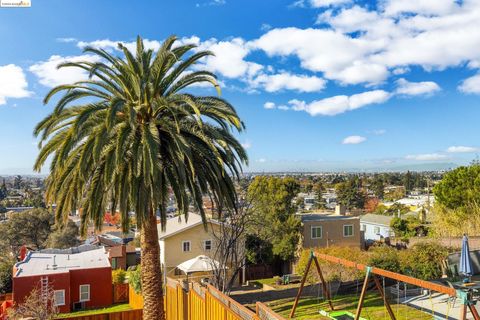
268,293,433,320
56,303,132,318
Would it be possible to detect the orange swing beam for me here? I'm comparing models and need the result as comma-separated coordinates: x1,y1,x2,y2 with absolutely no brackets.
316,253,456,296
315,253,480,320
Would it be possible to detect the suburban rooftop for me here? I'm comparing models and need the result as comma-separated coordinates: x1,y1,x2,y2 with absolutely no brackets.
14,246,110,277
360,213,394,226
297,212,360,222
157,213,220,240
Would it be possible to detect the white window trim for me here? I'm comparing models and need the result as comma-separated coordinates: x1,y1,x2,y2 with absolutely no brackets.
374,226,381,235
343,224,354,237
311,226,322,239
204,239,212,251
182,241,191,252
79,284,90,302
54,289,65,306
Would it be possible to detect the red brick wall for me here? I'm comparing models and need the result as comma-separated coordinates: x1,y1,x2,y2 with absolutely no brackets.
69,267,112,309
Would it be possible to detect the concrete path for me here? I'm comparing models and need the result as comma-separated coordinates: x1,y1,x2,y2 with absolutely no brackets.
400,292,479,320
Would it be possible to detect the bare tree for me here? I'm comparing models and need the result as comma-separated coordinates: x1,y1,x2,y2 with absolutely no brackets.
8,287,59,320
208,198,253,293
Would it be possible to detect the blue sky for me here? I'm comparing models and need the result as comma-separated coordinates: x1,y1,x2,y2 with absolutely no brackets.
1,0,480,173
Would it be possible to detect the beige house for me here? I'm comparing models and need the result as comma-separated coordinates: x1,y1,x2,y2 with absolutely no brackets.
298,211,362,249
158,213,223,275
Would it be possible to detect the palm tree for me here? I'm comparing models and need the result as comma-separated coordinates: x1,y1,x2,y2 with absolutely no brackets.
34,36,248,320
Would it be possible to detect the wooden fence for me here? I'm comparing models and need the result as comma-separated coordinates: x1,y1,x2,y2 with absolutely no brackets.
163,279,285,320
62,279,284,320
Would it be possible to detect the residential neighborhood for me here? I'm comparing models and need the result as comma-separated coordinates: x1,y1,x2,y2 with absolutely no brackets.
2,1,480,320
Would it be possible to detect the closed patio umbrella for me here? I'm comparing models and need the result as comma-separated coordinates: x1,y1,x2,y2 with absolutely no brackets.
460,234,472,279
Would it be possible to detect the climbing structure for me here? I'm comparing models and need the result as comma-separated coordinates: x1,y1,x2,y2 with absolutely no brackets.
289,251,480,320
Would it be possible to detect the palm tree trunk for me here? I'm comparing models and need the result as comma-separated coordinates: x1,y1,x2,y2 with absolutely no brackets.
141,209,165,320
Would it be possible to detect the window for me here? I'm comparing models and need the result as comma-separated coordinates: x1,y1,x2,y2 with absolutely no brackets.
182,241,191,252
374,226,381,234
311,226,322,239
360,224,366,232
343,225,354,237
54,290,65,306
204,240,212,251
79,284,90,302
111,257,117,269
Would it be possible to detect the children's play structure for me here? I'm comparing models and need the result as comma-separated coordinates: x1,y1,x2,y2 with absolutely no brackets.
290,251,480,320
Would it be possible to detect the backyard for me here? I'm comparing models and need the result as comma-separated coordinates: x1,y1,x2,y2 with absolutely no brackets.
266,293,433,320
55,303,132,318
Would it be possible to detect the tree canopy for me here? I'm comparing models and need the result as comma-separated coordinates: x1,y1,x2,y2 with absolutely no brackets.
433,164,480,210
335,178,366,209
247,176,300,261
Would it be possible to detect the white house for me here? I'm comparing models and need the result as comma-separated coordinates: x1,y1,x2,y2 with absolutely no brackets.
360,214,394,243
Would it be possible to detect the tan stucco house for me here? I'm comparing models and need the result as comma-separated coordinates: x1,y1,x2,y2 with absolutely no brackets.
298,211,362,249
158,213,231,277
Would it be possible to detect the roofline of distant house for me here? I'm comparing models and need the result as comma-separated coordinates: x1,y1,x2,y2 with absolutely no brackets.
158,218,222,240
360,220,390,227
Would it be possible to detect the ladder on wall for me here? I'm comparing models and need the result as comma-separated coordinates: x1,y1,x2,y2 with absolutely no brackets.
40,276,49,304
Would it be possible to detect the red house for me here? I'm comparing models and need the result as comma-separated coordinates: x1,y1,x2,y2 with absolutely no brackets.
13,246,112,313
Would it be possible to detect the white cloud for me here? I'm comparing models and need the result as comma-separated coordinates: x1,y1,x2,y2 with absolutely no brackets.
0,64,31,105
77,39,163,52
372,129,386,135
458,74,480,94
395,78,441,96
254,1,480,86
260,23,272,31
382,0,458,17
250,72,326,92
288,89,390,116
29,54,101,87
253,27,388,85
201,38,263,79
446,146,478,153
257,158,267,163
56,37,77,43
264,102,276,109
241,141,252,149
310,0,351,7
405,153,448,161
392,67,410,75
196,0,226,7
342,135,366,144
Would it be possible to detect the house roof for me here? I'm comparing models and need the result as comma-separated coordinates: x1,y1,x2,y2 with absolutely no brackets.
158,213,218,240
297,213,359,222
14,247,110,277
360,214,394,226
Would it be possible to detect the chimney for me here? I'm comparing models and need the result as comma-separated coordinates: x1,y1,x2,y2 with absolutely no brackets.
335,204,346,216
19,245,27,261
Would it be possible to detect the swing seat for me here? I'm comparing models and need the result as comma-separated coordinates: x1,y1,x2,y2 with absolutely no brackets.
320,310,368,320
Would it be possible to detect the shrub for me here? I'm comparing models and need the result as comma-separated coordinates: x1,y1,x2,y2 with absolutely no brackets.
128,266,142,294
112,269,126,284
399,242,449,280
296,247,367,284
368,245,401,273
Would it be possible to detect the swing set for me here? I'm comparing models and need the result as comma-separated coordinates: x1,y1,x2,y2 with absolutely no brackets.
289,251,480,320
